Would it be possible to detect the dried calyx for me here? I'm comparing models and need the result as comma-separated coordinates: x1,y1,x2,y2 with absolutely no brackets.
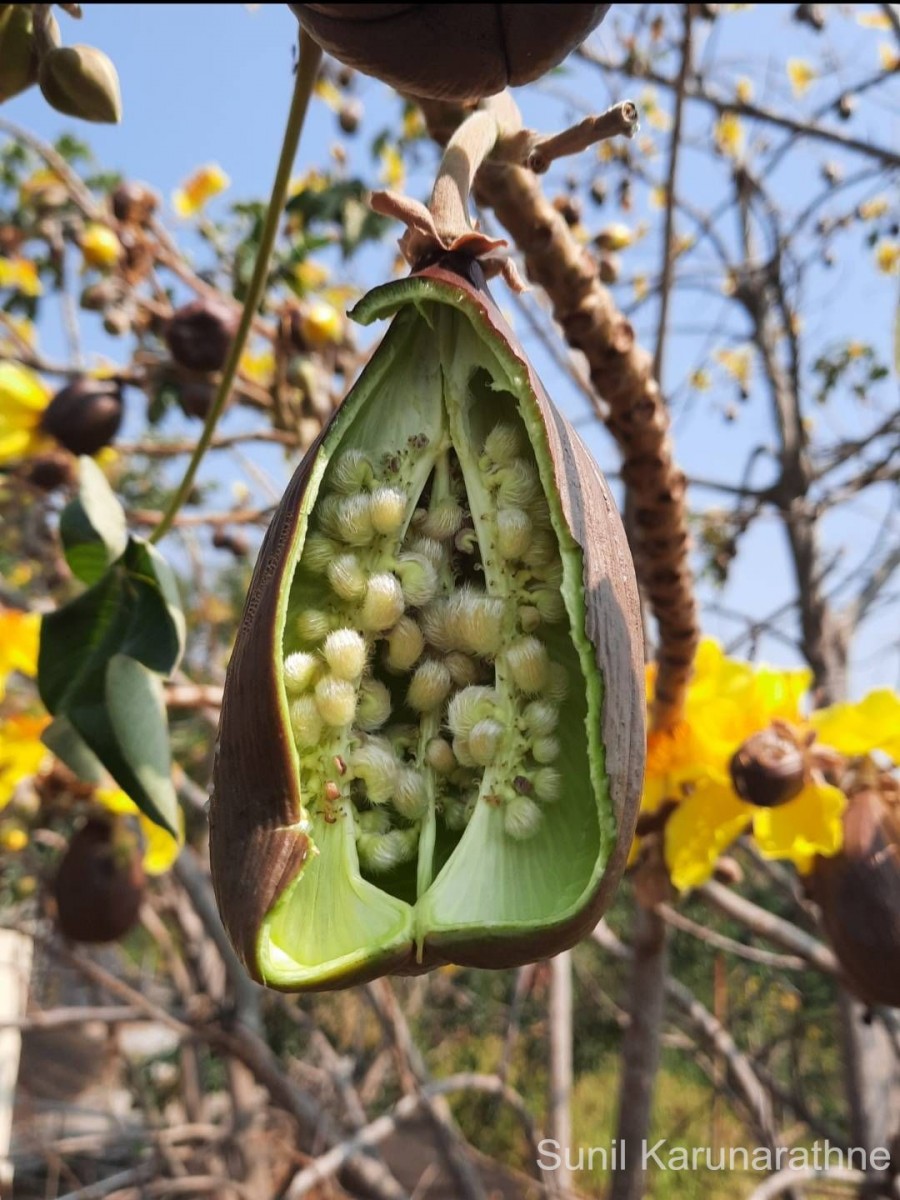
211,260,643,990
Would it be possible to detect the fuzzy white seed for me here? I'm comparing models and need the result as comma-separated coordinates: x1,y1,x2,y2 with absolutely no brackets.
394,553,438,607
326,553,367,602
506,637,550,694
359,574,405,632
384,615,425,672
533,767,562,803
336,494,375,546
302,533,338,574
483,423,525,465
420,600,455,653
408,536,447,569
532,735,561,764
407,659,452,712
370,486,408,535
447,685,499,738
283,651,320,695
295,609,332,644
425,737,456,775
330,449,373,495
504,795,543,840
445,651,480,687
357,828,417,873
356,677,392,731
349,739,398,804
519,605,542,633
422,499,465,541
323,628,367,681
451,735,477,768
314,675,358,727
468,719,504,767
394,768,428,820
523,530,559,571
546,663,570,703
356,809,391,837
522,699,559,737
497,507,533,560
497,460,541,508
452,589,505,657
533,587,566,624
288,695,323,748
454,527,479,555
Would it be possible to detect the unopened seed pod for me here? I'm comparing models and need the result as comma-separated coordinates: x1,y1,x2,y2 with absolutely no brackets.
211,258,643,991
807,788,900,1008
166,297,238,373
41,377,123,456
53,817,145,943
290,4,610,103
38,44,122,124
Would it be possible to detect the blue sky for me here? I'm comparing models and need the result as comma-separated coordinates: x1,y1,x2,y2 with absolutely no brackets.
4,4,898,697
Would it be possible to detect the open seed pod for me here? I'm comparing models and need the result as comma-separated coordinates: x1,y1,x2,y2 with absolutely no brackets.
808,787,900,1008
290,4,611,103
210,257,643,990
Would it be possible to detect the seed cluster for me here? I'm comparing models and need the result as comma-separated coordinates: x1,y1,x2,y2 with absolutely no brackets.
283,421,570,882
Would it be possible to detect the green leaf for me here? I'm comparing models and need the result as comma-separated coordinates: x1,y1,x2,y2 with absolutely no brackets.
41,716,106,784
59,456,128,584
105,654,179,835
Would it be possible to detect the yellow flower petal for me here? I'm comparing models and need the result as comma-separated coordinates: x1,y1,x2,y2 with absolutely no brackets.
0,257,42,297
810,689,900,761
735,77,754,104
0,608,41,704
714,112,744,159
379,144,405,190
0,363,52,465
299,299,342,348
875,240,900,275
787,58,817,98
94,786,183,875
857,11,892,29
172,163,230,218
664,778,753,890
859,196,890,220
313,77,343,112
81,223,122,270
878,43,900,71
714,346,752,389
0,714,50,809
752,779,846,869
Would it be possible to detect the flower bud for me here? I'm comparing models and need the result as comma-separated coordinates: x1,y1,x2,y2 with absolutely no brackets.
41,377,123,456
166,297,238,372
80,223,122,270
39,44,122,124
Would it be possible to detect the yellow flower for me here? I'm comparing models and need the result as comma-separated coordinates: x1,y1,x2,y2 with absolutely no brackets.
94,787,183,875
19,167,66,206
665,778,752,890
714,346,753,390
293,259,330,292
0,362,53,465
690,368,711,391
735,77,754,104
752,777,846,873
0,824,28,853
80,223,122,270
875,240,900,275
0,608,40,703
299,299,342,348
596,223,633,251
810,689,900,762
240,347,275,386
0,714,50,809
639,88,671,132
379,144,405,190
288,169,329,199
879,43,900,71
713,112,744,159
787,58,817,97
857,10,891,29
859,196,890,220
172,163,230,218
0,257,42,297
313,77,342,111
633,274,649,302
402,106,425,140
650,186,668,210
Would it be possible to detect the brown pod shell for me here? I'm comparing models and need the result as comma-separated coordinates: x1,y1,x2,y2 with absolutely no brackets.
166,297,238,373
41,377,123,456
291,4,610,103
210,257,644,990
53,817,146,944
730,726,806,809
808,789,900,1008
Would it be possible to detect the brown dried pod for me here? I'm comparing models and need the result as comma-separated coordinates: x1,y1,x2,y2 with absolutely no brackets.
730,725,806,809
40,377,123,456
807,788,900,1007
291,4,611,103
111,180,158,225
53,817,146,943
210,257,644,991
22,450,76,493
166,297,238,373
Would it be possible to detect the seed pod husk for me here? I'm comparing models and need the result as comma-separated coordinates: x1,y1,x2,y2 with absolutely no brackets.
166,297,238,373
730,726,806,809
210,257,644,991
53,817,146,943
290,4,610,103
41,377,123,456
38,44,122,124
807,788,900,1008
